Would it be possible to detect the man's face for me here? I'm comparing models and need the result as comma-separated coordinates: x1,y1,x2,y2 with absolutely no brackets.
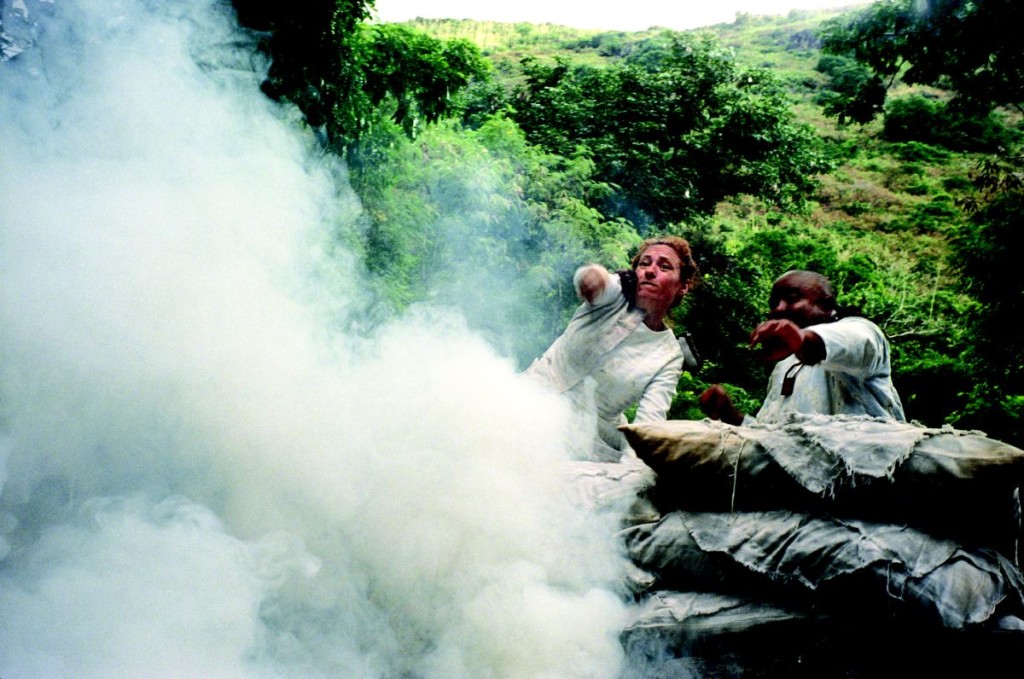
767,272,833,328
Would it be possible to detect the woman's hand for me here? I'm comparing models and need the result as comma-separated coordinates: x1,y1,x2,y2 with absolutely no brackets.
576,264,609,304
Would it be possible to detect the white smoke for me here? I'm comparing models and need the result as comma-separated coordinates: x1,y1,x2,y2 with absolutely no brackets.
0,0,630,676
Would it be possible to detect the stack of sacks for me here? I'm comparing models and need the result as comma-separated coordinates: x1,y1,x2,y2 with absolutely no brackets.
614,414,1024,660
561,459,661,529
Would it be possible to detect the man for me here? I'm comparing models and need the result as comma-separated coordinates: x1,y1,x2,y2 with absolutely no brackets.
700,270,905,425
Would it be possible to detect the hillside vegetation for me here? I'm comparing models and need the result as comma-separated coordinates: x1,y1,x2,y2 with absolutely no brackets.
386,10,1018,438
234,1,1023,446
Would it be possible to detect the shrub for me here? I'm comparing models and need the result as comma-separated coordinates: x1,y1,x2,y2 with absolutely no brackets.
884,95,1021,153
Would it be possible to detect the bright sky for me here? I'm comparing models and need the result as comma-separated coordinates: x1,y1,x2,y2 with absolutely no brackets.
371,0,869,32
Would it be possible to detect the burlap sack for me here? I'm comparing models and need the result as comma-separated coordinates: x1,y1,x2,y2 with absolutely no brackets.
620,415,1024,560
622,509,1024,630
561,459,660,527
624,589,810,642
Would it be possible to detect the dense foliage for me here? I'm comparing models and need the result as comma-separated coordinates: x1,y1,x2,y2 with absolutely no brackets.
228,1,1022,446
230,0,372,146
506,34,831,227
346,114,642,362
815,0,1023,443
231,0,489,150
819,0,1023,117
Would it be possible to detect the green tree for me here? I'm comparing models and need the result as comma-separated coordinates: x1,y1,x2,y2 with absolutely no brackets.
356,25,491,140
819,0,1024,118
818,0,1024,443
814,53,886,125
949,183,1024,445
348,115,642,365
508,33,830,227
230,0,372,142
883,95,1021,152
231,1,489,150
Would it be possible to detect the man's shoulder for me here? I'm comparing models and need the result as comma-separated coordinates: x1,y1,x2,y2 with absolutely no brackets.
811,315,884,348
811,316,890,354
822,315,885,334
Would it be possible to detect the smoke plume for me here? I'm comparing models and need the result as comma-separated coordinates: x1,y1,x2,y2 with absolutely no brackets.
0,1,630,676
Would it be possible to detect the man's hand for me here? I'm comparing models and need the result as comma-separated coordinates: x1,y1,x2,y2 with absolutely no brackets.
749,319,825,363
749,319,806,361
699,384,745,426
576,264,609,304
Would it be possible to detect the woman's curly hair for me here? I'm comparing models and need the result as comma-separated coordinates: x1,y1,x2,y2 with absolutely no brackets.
630,235,699,297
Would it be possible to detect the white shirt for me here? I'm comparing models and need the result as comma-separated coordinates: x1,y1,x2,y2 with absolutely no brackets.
756,316,905,424
526,268,684,460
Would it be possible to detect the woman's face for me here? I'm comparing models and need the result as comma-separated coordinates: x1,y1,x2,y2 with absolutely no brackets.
633,244,687,317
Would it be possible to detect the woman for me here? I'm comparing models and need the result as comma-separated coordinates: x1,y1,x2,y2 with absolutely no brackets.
526,236,698,461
